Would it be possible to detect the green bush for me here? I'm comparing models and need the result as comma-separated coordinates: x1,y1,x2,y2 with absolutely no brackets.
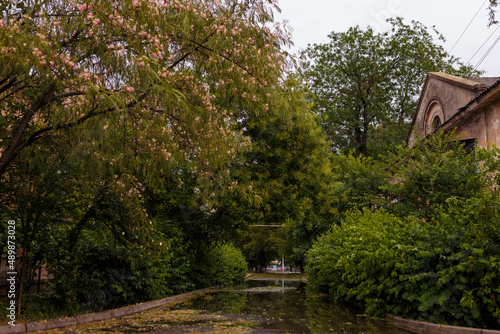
196,243,248,287
305,205,500,329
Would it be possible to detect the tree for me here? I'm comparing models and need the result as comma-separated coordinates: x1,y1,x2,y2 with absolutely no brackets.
301,18,479,158
0,0,291,177
217,78,335,268
386,131,483,221
488,0,498,25
0,0,293,315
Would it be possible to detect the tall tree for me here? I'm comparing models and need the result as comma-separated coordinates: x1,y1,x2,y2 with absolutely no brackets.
0,0,291,177
0,0,293,314
301,18,479,158
217,78,335,268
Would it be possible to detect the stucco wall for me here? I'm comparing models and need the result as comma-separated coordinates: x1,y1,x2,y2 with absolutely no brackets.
454,100,500,149
408,73,486,147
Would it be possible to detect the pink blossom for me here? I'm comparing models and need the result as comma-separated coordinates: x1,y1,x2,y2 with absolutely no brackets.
93,18,101,26
138,31,148,38
126,86,135,93
78,4,88,11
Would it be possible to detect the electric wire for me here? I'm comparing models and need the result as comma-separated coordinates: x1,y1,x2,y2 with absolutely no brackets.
466,25,500,64
473,34,500,71
449,0,488,53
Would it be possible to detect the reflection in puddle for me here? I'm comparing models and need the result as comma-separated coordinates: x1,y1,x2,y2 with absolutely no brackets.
172,278,412,333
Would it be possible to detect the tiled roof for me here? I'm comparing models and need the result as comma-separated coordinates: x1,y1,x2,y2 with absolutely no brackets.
459,77,500,112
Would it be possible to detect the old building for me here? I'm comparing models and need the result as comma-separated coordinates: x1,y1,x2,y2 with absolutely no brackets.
407,72,500,149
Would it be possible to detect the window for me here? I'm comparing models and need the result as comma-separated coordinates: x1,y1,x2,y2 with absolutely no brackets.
425,101,444,135
432,115,442,131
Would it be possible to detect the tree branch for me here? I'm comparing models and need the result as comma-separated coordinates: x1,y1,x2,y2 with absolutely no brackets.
49,91,85,102
0,84,32,103
187,38,266,86
0,78,21,96
0,82,57,177
18,91,149,154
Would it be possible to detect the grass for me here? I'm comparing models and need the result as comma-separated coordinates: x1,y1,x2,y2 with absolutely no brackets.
246,272,303,280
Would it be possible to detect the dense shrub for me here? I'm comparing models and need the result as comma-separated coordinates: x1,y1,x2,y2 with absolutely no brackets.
306,204,500,329
195,243,248,287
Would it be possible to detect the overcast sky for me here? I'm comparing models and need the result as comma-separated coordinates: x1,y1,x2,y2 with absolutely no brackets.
275,0,500,76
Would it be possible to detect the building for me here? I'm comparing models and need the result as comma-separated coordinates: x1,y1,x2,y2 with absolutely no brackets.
407,72,500,149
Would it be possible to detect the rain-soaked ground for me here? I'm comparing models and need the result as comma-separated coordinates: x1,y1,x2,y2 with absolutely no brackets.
35,273,413,333
169,274,412,333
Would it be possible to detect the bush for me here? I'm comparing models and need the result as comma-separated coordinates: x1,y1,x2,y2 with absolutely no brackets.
305,206,500,329
195,243,248,287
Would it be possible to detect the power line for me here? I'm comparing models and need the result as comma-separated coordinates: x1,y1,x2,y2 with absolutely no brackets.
473,34,500,71
466,25,500,64
448,0,488,53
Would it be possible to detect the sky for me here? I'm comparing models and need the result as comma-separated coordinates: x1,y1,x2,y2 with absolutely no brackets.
274,0,500,76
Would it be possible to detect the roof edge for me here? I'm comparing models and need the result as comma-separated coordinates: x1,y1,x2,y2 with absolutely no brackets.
428,72,487,92
441,78,500,131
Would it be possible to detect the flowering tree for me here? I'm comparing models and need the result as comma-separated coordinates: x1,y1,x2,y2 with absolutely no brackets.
489,0,498,25
0,0,291,177
0,0,292,313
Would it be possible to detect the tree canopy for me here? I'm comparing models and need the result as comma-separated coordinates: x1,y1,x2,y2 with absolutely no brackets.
300,18,479,158
0,0,291,177
0,0,293,316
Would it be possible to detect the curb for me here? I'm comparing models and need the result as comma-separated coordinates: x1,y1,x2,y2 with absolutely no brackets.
0,286,217,334
243,273,254,281
386,315,500,334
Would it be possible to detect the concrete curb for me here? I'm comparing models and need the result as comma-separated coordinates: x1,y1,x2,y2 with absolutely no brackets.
387,315,500,334
0,286,216,334
243,273,254,281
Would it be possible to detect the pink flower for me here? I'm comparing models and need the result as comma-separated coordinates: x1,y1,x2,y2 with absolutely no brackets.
126,86,135,93
93,18,101,26
78,4,88,11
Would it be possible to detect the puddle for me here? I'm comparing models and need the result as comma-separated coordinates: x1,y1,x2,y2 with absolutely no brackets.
172,277,413,333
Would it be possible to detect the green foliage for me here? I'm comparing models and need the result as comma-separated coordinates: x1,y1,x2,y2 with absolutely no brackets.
218,78,335,268
301,18,480,157
306,136,500,329
387,131,483,220
488,0,498,25
306,206,500,328
330,153,389,223
0,0,291,317
195,243,248,287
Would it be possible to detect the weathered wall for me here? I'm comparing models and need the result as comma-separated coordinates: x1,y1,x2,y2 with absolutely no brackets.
447,84,500,149
408,73,487,147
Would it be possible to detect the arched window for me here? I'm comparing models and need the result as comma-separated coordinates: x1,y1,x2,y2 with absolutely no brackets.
425,100,444,135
